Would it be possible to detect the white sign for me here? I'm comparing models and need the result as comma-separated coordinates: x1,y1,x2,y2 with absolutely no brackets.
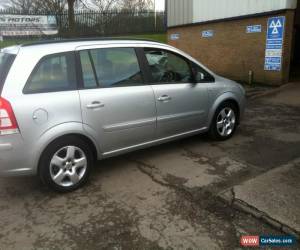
0,14,58,36
202,30,214,38
265,49,282,57
170,33,180,40
246,25,262,33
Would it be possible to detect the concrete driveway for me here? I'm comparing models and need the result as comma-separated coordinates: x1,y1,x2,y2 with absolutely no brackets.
0,84,299,250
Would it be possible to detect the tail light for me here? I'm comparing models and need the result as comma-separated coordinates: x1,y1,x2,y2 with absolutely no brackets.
0,97,19,135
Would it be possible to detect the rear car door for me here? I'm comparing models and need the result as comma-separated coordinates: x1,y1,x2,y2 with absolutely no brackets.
77,46,156,155
143,47,211,139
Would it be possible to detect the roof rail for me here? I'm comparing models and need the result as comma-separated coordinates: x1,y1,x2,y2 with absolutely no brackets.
21,37,162,47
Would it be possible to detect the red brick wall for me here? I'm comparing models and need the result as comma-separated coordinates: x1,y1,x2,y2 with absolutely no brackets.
168,10,295,85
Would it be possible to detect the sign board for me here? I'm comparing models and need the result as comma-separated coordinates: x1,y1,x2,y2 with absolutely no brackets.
0,14,58,36
264,16,285,71
246,25,261,33
202,30,214,38
170,33,180,40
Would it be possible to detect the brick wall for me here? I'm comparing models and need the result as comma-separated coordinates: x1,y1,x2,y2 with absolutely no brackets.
168,10,295,85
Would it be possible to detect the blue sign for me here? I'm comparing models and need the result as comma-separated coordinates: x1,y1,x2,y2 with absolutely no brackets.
267,17,285,40
260,236,296,247
265,16,285,71
170,33,180,41
202,30,214,38
265,57,282,64
246,25,261,33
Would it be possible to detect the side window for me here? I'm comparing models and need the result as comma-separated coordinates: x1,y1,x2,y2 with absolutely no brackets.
144,48,193,84
79,50,97,88
24,52,76,94
192,63,215,83
80,47,143,88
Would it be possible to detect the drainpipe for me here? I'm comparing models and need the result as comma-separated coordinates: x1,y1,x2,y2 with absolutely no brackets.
248,70,253,85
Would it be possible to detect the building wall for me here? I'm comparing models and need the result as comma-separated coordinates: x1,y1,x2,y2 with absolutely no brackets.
168,10,295,85
167,0,297,27
192,0,297,25
167,0,193,27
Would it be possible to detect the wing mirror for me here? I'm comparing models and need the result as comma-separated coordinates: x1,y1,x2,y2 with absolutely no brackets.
196,72,205,82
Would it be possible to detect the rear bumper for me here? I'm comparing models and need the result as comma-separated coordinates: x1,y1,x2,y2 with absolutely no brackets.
0,134,36,176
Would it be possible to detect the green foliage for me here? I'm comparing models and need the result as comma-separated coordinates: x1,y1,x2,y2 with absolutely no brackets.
0,33,167,49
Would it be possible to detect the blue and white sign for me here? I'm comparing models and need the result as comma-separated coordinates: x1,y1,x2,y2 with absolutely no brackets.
246,25,262,33
202,30,214,38
265,16,285,71
170,33,180,41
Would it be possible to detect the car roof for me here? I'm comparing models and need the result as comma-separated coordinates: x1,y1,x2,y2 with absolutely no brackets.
14,38,173,55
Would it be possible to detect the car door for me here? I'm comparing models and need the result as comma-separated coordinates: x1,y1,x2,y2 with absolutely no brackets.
143,47,211,139
77,46,156,155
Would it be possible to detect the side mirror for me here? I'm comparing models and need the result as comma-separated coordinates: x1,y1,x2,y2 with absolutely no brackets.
196,72,205,82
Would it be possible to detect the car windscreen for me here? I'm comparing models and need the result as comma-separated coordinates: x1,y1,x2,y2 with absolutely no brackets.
0,52,16,94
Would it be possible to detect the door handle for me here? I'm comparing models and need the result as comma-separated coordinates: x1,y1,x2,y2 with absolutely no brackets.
86,101,105,109
157,95,172,102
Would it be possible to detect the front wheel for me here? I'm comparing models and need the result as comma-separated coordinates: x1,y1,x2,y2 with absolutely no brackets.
39,136,93,192
209,102,238,141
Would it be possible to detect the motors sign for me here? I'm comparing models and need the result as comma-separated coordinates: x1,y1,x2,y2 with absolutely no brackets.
0,14,58,36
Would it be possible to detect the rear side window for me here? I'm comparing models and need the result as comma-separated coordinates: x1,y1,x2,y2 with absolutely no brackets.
24,52,77,94
79,48,143,88
0,53,16,94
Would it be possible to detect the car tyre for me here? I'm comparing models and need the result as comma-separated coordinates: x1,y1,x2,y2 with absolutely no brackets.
209,102,238,141
39,136,93,192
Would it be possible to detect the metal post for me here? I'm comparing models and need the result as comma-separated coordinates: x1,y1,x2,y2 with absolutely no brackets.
249,70,253,85
154,0,157,31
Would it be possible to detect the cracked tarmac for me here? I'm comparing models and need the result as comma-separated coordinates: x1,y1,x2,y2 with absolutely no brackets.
0,88,300,250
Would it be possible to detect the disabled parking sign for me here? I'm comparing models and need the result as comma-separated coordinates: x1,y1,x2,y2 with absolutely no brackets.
265,16,285,71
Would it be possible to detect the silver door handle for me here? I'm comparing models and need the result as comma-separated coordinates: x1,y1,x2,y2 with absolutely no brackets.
86,102,105,109
158,95,172,102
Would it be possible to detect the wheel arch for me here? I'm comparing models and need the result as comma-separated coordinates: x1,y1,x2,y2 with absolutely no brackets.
33,123,101,174
37,133,98,174
208,92,241,128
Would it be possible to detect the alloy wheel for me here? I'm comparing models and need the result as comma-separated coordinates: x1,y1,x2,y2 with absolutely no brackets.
216,107,236,137
49,146,87,187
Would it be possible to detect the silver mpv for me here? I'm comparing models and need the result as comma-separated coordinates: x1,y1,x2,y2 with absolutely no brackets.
0,39,246,192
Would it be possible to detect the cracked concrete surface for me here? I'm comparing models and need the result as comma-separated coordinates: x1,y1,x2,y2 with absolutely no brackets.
0,85,300,249
223,159,300,237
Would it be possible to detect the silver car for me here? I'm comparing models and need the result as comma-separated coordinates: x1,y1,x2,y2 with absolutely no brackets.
0,39,246,192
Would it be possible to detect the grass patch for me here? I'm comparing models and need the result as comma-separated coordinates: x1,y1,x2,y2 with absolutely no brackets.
0,33,167,49
0,40,35,48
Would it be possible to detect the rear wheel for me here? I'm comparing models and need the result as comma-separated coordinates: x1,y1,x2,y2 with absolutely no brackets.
209,102,238,141
39,136,93,192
